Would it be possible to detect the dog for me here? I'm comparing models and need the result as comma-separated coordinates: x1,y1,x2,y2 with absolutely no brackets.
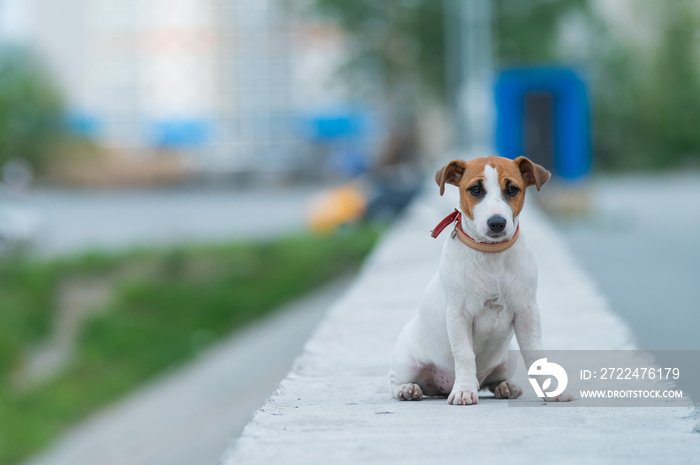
389,155,572,405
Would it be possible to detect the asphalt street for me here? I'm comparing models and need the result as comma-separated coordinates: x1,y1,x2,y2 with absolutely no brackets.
13,185,320,255
551,173,700,350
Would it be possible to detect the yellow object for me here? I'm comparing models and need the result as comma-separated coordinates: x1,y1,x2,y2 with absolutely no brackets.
308,184,368,234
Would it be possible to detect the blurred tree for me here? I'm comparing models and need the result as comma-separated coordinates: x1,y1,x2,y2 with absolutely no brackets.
593,1,700,169
309,0,587,101
495,0,588,65
649,3,700,167
310,0,447,105
0,45,66,173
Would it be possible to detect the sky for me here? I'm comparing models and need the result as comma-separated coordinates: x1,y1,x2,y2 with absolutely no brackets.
0,0,30,43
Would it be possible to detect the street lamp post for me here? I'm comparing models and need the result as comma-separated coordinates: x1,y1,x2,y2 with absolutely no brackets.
445,0,494,155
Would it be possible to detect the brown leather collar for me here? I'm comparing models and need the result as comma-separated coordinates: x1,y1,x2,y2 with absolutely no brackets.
431,209,519,253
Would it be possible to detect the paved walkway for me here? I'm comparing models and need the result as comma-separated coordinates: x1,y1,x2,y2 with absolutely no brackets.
222,189,700,464
22,277,353,465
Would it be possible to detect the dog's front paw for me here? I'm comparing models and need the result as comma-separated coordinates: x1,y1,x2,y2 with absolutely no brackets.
447,388,478,405
493,381,523,399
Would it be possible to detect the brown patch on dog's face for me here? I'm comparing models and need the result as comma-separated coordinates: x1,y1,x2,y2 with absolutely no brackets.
435,156,550,220
492,158,528,218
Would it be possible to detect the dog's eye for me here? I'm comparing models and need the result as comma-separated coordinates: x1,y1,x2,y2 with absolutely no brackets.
506,185,520,196
468,185,482,196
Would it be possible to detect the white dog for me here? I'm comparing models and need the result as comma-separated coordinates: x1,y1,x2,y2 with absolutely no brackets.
389,155,572,405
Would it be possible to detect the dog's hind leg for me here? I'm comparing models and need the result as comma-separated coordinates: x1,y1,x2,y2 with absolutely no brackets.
389,322,428,401
389,352,425,401
392,381,424,401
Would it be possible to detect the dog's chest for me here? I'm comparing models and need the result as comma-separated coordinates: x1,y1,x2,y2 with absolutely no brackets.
475,293,509,323
472,294,513,349
483,296,505,313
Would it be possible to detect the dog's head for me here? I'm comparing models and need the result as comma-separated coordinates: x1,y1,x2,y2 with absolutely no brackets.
435,156,550,242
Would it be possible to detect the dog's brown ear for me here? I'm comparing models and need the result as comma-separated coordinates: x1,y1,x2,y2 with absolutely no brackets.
435,160,467,196
515,157,551,191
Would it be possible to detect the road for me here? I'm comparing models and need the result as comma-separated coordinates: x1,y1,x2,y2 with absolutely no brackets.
13,185,322,255
551,173,700,350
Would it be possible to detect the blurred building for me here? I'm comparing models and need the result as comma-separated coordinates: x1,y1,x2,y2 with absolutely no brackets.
0,0,359,175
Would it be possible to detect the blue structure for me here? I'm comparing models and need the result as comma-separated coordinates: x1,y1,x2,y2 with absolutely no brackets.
495,67,591,180
66,113,102,138
151,120,212,149
66,113,213,149
306,110,366,141
301,107,371,177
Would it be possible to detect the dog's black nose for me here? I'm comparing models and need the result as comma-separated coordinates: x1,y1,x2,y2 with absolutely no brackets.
487,215,507,233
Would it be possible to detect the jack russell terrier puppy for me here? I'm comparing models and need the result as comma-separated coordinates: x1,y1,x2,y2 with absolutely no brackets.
389,155,572,405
